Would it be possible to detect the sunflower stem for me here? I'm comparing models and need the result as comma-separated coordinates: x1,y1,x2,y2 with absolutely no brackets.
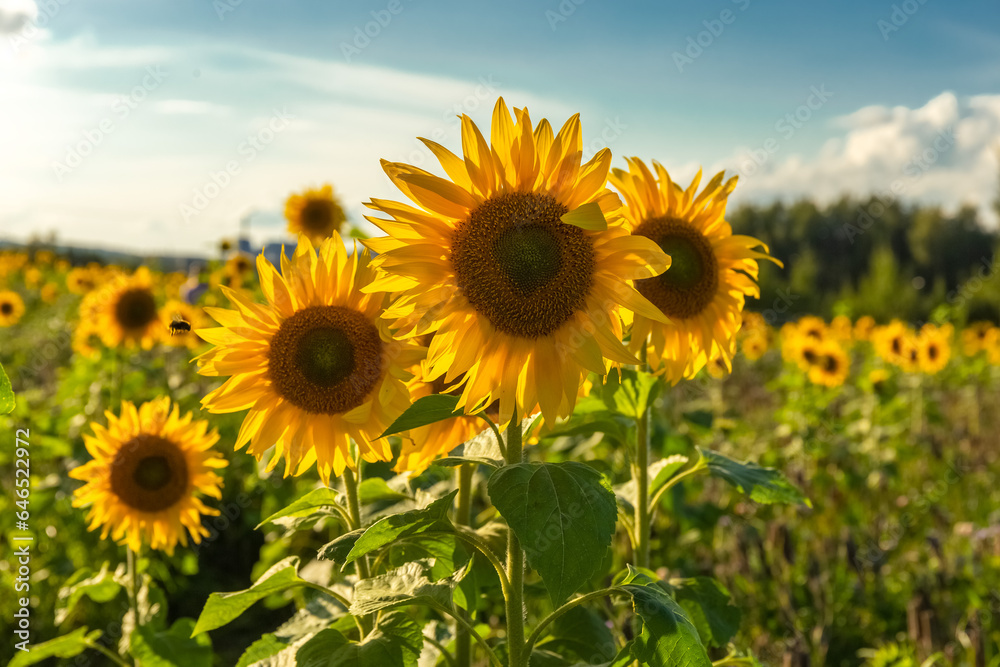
343,466,371,581
632,349,653,570
455,464,475,667
503,411,525,667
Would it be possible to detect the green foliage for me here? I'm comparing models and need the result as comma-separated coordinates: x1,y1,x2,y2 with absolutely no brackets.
130,619,213,667
488,461,617,604
8,627,102,666
295,613,423,667
0,361,13,413
192,557,308,635
700,447,811,507
669,577,742,648
620,583,712,667
380,393,464,437
344,490,457,563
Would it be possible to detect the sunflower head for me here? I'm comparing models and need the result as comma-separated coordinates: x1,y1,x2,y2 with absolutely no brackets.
285,184,348,244
67,267,98,295
70,397,227,555
0,290,25,327
610,159,781,383
807,340,850,387
196,233,425,484
917,323,953,374
77,267,163,352
363,98,670,424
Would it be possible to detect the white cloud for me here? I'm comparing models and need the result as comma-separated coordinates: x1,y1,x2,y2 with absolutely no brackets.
0,0,35,35
721,92,1000,226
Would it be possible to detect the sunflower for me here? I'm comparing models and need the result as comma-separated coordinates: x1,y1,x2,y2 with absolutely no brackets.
40,282,60,304
872,320,915,369
225,253,255,283
916,323,952,374
66,267,98,294
363,98,670,424
0,290,25,327
741,331,769,361
854,315,876,341
830,315,853,341
285,184,347,244
69,397,227,555
610,159,780,382
790,335,821,372
196,233,424,483
796,315,828,342
807,340,850,387
77,267,162,351
961,322,994,356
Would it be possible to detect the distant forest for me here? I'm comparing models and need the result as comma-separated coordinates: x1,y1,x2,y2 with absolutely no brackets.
733,193,1000,326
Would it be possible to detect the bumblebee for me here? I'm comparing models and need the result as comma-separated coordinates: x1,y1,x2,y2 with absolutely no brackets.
168,316,192,336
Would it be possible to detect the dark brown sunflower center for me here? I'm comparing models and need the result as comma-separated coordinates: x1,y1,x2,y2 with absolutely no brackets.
300,199,337,234
823,355,839,373
0,302,12,315
114,288,157,330
891,337,902,355
110,435,189,512
802,349,818,365
268,305,383,414
450,192,595,338
928,344,939,360
632,218,718,320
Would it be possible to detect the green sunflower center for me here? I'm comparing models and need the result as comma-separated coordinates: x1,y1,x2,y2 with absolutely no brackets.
134,456,171,490
114,288,158,331
111,435,189,512
268,306,384,415
451,192,595,338
632,217,719,320
295,327,355,387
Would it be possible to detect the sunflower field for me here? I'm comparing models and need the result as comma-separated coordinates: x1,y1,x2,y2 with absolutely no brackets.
2,98,1000,667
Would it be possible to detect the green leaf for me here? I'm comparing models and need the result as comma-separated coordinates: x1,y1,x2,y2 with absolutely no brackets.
350,560,455,616
603,369,660,420
682,410,714,430
669,577,741,648
257,488,344,529
700,448,811,507
434,456,501,469
56,563,122,625
619,583,712,667
344,490,457,563
0,362,13,413
319,529,366,565
9,627,102,666
488,461,617,604
358,477,411,504
561,201,608,230
235,634,286,667
131,618,212,667
192,557,307,635
236,597,350,667
296,613,423,667
537,605,618,663
380,394,464,437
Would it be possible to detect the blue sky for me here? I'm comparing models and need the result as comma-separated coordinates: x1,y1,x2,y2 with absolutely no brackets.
2,0,999,254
